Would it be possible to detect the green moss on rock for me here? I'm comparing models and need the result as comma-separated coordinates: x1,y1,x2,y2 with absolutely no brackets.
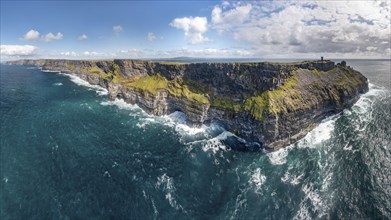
211,97,243,112
244,92,269,120
167,78,209,104
125,74,209,104
126,73,169,95
82,66,104,75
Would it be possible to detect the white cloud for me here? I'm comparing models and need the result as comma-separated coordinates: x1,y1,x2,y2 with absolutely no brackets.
21,29,63,42
147,32,156,42
60,51,78,56
170,16,209,44
53,47,251,59
155,47,253,58
0,45,37,56
212,4,252,34
113,25,123,33
222,1,230,8
210,1,391,58
21,29,40,41
43,32,63,42
78,34,88,40
83,51,103,56
57,49,145,59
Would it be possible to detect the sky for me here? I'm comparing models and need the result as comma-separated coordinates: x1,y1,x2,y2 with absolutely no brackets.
1,0,390,60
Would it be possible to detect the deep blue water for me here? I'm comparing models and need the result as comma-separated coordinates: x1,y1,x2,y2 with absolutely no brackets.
1,60,390,219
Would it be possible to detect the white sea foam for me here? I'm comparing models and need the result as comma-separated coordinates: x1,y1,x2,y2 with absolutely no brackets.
200,132,231,154
249,168,266,193
98,99,231,153
57,72,108,96
162,111,207,136
53,82,63,86
293,205,311,220
299,114,340,148
281,170,304,185
42,69,59,73
96,89,108,96
349,83,389,131
293,184,324,220
156,173,183,211
151,199,158,219
230,193,247,220
267,145,293,165
100,98,139,111
159,112,231,154
103,171,111,178
354,83,388,112
290,84,388,151
136,121,149,128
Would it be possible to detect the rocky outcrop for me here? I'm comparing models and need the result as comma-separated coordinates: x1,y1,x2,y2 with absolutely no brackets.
7,59,368,150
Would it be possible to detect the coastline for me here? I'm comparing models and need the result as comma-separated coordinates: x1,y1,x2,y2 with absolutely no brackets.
6,59,369,150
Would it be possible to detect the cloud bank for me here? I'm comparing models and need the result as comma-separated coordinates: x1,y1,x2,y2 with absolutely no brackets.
211,1,390,58
1,45,37,56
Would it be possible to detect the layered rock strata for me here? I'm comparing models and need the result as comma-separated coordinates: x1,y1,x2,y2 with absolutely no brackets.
8,59,368,150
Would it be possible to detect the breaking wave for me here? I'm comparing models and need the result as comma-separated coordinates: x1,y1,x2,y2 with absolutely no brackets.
56,72,108,96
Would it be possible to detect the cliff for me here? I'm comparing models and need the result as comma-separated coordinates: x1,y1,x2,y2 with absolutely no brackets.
7,59,368,150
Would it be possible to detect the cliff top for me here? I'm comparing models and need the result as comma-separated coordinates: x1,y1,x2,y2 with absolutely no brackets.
9,58,333,65
5,57,368,149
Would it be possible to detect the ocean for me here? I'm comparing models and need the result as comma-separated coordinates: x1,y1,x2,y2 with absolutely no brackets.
1,60,390,219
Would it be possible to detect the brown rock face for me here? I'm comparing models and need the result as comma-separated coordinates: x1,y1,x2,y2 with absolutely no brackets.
7,59,368,150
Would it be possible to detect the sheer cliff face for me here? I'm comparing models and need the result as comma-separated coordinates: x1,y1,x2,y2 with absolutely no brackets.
8,59,368,150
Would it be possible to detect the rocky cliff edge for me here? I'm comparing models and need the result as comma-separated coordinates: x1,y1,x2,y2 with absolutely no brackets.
7,59,368,150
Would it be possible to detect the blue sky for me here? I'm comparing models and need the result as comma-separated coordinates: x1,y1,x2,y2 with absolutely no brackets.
1,1,390,60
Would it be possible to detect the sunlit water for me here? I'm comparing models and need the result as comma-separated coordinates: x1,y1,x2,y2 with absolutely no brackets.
1,60,390,219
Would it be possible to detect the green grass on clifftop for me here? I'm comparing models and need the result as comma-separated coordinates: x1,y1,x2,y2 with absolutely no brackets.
72,62,363,121
126,73,169,95
211,97,243,112
125,74,209,104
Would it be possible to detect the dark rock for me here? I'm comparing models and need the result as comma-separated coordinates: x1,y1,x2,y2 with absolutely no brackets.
7,59,368,150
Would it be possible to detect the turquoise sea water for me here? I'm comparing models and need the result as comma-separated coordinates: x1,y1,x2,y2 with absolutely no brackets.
1,60,390,219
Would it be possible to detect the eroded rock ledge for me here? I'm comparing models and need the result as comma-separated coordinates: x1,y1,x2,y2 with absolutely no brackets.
8,59,368,150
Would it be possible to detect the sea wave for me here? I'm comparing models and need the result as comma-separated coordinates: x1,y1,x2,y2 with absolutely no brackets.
41,69,59,73
100,99,140,111
249,168,267,193
267,145,293,165
281,170,304,185
288,87,390,219
294,183,327,220
300,114,340,148
155,173,183,211
161,112,230,154
56,72,108,96
163,112,207,136
348,83,389,131
99,99,231,154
